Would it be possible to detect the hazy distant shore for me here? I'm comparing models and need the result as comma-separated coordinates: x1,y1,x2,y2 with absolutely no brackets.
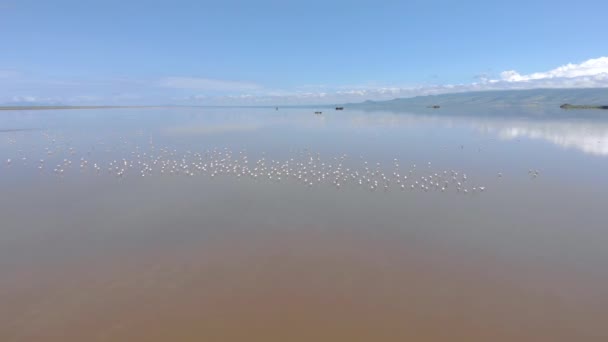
0,105,301,111
0,106,166,111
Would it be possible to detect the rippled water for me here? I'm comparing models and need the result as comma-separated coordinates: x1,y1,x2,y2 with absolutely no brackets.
1,107,607,341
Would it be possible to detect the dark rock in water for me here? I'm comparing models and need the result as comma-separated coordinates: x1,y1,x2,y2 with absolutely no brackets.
560,103,608,110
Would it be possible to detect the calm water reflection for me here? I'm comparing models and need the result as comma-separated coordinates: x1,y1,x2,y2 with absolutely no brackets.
1,107,607,341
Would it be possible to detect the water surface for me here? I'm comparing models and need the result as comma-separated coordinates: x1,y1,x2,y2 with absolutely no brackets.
1,107,607,341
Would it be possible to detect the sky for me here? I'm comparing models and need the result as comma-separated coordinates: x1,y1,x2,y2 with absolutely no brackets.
1,0,607,105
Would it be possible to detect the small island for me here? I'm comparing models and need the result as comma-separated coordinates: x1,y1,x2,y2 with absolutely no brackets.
560,103,608,110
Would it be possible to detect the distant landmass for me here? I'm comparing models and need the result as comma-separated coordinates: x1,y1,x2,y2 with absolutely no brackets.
0,105,175,111
2,88,607,112
345,88,608,112
0,105,142,111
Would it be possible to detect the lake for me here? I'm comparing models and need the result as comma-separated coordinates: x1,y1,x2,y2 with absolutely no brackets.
1,107,607,341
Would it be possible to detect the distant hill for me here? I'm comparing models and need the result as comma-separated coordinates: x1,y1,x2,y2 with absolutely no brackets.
346,88,608,112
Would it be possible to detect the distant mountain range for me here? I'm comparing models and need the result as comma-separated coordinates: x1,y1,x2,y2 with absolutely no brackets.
3,88,607,112
346,88,608,112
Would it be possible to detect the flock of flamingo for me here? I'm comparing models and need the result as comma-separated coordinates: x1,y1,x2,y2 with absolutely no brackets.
2,131,542,194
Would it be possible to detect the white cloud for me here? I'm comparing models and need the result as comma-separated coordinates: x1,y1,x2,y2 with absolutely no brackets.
12,95,37,102
0,95,65,105
281,57,608,104
4,57,608,106
177,57,608,105
499,57,608,82
161,77,261,91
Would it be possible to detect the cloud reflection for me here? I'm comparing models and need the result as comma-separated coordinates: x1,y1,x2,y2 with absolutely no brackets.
484,121,608,156
347,112,608,156
165,124,262,135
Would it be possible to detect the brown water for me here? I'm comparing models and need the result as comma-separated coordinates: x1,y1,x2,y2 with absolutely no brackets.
1,107,607,341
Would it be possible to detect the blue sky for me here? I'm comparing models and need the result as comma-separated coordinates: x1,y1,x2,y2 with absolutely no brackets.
1,0,607,105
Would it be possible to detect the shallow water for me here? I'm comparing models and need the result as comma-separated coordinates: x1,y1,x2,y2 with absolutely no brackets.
1,107,607,341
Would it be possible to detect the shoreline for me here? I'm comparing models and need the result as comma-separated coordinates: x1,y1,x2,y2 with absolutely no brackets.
0,105,167,111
